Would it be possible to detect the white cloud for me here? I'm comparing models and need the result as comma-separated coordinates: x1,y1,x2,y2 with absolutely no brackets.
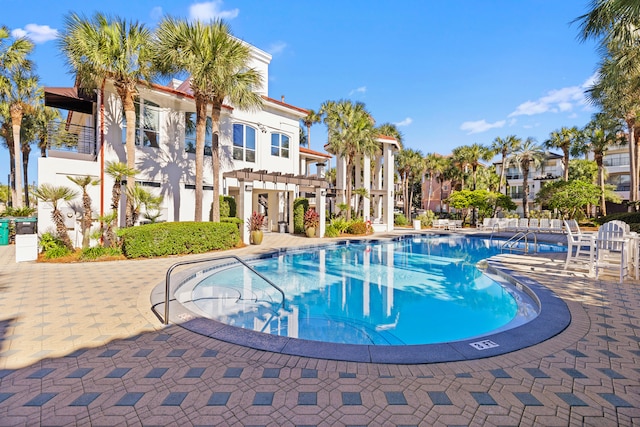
11,24,58,43
189,1,239,21
150,6,164,21
394,117,413,127
267,41,287,56
349,86,367,96
460,119,506,134
508,74,596,118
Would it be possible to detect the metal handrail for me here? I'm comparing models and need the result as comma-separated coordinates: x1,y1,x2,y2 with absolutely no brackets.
501,231,538,254
163,255,285,325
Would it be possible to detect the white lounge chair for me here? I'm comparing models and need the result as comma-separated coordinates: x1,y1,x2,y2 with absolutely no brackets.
517,218,529,232
593,220,630,283
505,218,519,232
528,218,539,233
563,220,595,271
538,218,551,233
550,219,563,233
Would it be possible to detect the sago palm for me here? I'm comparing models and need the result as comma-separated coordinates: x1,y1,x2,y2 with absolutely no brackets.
105,161,138,227
59,13,154,226
153,17,263,222
32,184,78,250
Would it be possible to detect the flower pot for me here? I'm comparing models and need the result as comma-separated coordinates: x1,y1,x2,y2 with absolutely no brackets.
305,227,316,238
250,230,264,245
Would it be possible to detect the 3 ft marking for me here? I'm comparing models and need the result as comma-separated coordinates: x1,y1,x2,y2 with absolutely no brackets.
469,340,499,350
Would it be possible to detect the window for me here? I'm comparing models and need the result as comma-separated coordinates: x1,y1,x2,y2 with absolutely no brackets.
603,153,630,167
184,113,212,156
121,99,160,148
270,133,290,158
233,124,256,162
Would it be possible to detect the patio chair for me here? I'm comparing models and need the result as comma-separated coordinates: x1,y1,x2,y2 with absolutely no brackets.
563,220,595,271
478,217,491,230
538,218,551,233
593,220,630,283
517,218,529,232
527,218,539,233
550,219,563,233
505,218,519,232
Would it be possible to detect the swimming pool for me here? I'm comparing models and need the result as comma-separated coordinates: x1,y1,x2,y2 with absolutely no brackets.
174,235,567,352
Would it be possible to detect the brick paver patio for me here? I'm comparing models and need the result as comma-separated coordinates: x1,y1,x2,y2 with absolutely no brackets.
0,230,638,426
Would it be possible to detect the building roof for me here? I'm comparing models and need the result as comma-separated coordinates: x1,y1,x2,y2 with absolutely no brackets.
300,146,332,160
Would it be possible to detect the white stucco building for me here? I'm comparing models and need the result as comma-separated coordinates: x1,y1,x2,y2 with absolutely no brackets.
38,43,332,245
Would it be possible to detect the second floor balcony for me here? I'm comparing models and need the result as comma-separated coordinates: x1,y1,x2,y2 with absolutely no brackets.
47,121,97,161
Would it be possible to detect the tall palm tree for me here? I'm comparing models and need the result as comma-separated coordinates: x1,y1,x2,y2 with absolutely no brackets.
33,104,61,157
301,109,321,149
491,135,519,194
544,126,581,181
154,18,263,222
583,113,624,215
395,148,424,218
424,153,447,211
105,161,137,227
32,184,78,250
507,138,545,218
322,100,379,221
576,0,640,56
59,12,154,226
67,175,99,249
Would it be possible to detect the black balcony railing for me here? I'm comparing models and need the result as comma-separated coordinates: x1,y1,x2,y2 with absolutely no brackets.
47,121,96,156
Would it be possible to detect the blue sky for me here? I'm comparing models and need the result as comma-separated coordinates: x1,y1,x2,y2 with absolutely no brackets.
1,0,599,184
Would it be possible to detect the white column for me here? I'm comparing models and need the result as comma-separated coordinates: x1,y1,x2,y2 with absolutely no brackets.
363,155,371,220
239,181,253,245
336,156,347,204
317,187,326,237
383,143,395,231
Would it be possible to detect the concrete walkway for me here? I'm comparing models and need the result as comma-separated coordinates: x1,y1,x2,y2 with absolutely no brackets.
0,230,638,426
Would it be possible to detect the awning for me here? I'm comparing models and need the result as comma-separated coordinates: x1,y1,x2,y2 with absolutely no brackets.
44,87,95,114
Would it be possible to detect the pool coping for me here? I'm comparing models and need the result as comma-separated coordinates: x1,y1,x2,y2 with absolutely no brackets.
150,233,571,364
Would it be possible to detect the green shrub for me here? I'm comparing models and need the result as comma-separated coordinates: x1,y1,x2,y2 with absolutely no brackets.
80,246,122,260
330,217,350,234
347,220,368,235
324,224,340,238
293,197,309,234
210,196,237,221
394,213,408,226
221,217,243,229
119,221,240,258
595,212,640,225
416,211,436,228
39,232,70,258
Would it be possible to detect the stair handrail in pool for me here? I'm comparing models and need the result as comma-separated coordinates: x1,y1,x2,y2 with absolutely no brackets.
163,255,285,325
500,231,538,254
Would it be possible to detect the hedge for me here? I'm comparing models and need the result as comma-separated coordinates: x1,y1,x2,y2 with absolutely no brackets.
293,197,309,234
119,221,240,258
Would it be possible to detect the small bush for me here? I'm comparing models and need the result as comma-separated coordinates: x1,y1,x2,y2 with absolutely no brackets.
394,213,408,226
39,232,70,258
416,211,436,228
324,224,340,237
119,221,240,258
293,198,309,234
210,195,237,221
347,220,369,235
330,217,350,234
221,217,243,229
80,246,122,260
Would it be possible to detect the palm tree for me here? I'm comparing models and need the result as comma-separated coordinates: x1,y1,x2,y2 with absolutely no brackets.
59,13,154,226
301,109,321,149
491,135,519,194
507,138,545,218
575,0,640,56
154,18,263,223
544,127,581,181
395,148,424,218
105,161,138,227
424,153,447,211
583,113,624,216
0,25,36,209
32,184,78,250
67,175,99,249
322,100,379,221
33,105,61,157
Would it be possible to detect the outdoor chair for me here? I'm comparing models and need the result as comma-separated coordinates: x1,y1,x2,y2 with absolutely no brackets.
550,219,563,233
505,218,519,232
593,220,630,283
528,218,539,232
563,220,595,271
538,218,551,233
517,218,529,232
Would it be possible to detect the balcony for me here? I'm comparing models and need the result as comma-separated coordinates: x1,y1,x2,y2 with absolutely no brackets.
47,122,96,161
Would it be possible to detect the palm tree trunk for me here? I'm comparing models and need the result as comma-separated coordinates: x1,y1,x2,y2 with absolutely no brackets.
563,149,570,181
210,102,222,223
193,96,207,221
345,160,354,221
22,143,30,207
596,157,607,216
117,87,137,226
500,153,507,194
10,107,23,209
53,207,73,250
82,191,92,249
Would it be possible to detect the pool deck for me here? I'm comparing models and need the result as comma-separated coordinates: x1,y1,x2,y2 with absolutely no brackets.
0,229,638,426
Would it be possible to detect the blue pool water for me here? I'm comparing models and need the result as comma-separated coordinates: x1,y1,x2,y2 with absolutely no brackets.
184,235,564,345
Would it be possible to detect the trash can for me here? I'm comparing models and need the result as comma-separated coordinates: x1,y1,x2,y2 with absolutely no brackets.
15,217,37,235
14,218,38,262
278,221,289,233
0,219,9,245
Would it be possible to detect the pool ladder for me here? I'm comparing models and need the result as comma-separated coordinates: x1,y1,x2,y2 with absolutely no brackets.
161,255,285,325
501,231,538,254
